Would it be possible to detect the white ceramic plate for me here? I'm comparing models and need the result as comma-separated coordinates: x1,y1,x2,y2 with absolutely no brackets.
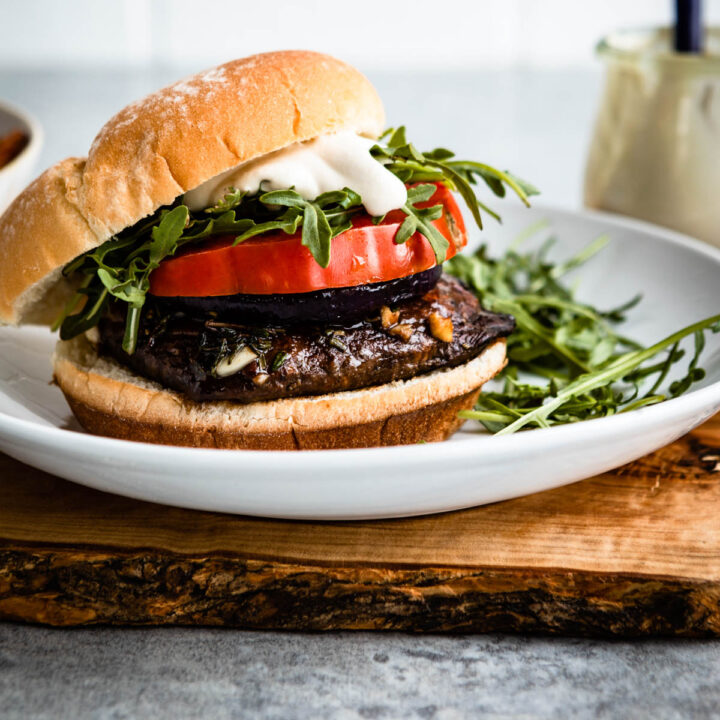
1,206,719,519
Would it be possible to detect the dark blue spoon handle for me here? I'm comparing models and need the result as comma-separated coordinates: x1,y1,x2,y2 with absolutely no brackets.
675,0,703,53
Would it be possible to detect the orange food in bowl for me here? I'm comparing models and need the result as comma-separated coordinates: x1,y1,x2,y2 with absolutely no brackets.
0,130,29,169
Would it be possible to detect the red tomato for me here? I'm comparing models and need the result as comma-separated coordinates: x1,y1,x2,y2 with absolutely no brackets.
149,183,466,297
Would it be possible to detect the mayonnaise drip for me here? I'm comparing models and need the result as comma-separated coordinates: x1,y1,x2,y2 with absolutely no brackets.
183,131,407,217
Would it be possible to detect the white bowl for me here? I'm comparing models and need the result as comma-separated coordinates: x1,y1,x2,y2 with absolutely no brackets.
0,100,43,215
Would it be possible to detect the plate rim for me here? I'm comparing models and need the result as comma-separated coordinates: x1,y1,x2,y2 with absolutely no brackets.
1,204,719,469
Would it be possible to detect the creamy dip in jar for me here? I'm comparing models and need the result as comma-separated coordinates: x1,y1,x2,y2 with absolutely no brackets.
584,28,720,247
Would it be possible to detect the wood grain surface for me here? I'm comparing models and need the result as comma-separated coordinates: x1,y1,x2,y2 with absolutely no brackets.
1,414,719,636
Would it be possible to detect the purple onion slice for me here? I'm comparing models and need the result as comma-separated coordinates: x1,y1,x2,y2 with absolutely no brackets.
150,266,442,325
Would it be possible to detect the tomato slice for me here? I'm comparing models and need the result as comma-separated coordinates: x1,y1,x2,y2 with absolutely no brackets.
149,183,467,297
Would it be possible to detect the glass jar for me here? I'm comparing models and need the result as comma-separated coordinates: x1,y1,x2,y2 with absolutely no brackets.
584,28,720,247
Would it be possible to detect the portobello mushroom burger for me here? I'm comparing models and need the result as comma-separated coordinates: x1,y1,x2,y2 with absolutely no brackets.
0,51,536,449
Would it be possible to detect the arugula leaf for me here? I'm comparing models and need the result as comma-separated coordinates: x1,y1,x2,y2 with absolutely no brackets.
386,126,408,148
56,127,536,353
258,190,334,266
232,210,303,244
447,229,720,433
149,205,188,262
205,187,245,214
57,283,109,339
301,201,332,267
372,126,538,235
406,184,438,205
59,205,189,353
395,214,417,245
401,183,449,262
484,315,720,435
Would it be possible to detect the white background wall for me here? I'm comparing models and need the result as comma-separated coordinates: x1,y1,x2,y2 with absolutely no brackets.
4,0,720,208
2,0,720,71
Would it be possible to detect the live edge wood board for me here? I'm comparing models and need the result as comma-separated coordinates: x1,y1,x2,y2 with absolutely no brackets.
1,414,719,637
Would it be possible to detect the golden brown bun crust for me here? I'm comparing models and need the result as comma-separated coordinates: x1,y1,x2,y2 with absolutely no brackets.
0,51,384,325
82,51,384,240
0,158,95,325
64,390,480,450
53,335,507,450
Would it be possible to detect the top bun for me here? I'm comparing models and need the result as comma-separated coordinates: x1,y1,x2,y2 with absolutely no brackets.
0,50,385,325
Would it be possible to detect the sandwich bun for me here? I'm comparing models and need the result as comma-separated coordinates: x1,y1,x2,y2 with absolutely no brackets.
2,50,508,451
53,335,507,450
0,50,384,326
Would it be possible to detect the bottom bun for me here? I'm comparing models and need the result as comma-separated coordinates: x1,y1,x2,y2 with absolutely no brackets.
53,335,507,450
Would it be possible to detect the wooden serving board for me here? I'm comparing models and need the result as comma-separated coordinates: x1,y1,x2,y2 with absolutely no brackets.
1,415,719,637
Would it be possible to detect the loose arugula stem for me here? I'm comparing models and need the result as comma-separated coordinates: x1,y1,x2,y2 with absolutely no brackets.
619,395,666,413
489,314,720,435
445,160,533,207
448,230,720,434
549,234,610,278
460,410,519,425
122,304,143,354
492,298,592,373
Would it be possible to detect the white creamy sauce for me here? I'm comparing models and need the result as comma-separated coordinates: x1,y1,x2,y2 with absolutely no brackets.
214,346,258,378
184,131,407,217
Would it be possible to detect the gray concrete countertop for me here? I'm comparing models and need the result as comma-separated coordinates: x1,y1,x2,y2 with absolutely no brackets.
1,66,718,718
2,625,719,719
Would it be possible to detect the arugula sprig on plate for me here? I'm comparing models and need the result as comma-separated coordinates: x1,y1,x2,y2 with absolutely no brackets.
446,226,720,434
55,128,536,353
